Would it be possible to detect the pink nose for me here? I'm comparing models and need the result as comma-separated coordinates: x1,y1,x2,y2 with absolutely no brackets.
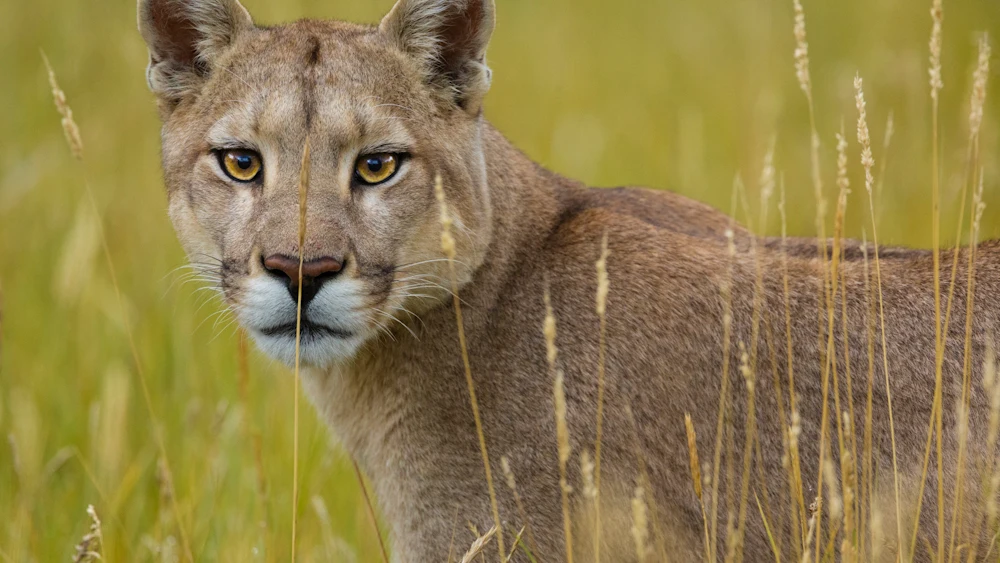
263,254,344,304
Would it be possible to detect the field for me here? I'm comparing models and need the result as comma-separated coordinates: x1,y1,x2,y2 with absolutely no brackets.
1,0,998,560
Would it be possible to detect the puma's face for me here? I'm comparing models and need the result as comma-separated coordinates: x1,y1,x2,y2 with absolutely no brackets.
140,0,496,366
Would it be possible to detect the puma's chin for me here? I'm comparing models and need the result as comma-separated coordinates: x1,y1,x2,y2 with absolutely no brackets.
250,327,364,368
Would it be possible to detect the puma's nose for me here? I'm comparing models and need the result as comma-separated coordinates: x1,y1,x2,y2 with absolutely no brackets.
263,254,344,305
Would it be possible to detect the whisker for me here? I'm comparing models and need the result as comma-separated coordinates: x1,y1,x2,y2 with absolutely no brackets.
393,282,470,306
397,258,470,270
371,307,419,340
191,253,224,265
392,304,427,331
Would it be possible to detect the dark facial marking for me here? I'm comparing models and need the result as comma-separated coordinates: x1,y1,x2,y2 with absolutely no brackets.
301,36,321,130
308,36,321,65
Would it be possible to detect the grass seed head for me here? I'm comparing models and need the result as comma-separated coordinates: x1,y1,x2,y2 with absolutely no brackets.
632,484,650,562
684,414,703,501
970,35,991,138
42,53,84,161
836,129,850,196
928,0,944,100
823,458,843,523
555,370,571,468
544,283,558,367
581,449,597,499
854,75,876,193
72,504,103,563
596,232,610,317
792,0,811,95
460,526,497,563
501,456,517,491
435,175,457,259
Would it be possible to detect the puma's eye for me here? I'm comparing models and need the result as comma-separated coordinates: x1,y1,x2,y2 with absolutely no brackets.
355,153,399,185
218,149,262,182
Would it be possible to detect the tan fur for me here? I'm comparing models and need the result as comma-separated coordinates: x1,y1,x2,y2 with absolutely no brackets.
139,1,1000,560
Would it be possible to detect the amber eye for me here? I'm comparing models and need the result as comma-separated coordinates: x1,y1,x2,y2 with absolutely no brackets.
355,153,399,185
219,149,262,182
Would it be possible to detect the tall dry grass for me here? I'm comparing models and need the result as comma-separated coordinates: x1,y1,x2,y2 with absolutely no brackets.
437,175,506,561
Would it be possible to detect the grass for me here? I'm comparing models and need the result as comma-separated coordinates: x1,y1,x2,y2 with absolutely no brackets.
1,0,999,561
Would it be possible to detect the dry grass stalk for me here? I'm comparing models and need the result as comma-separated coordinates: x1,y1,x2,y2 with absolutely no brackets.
966,190,994,563
800,499,819,563
554,367,574,563
860,235,877,561
461,526,498,563
353,459,389,563
290,137,311,563
593,231,610,561
685,413,711,560
685,414,703,503
810,124,854,563
925,4,947,559
875,111,895,219
855,74,904,554
790,0,830,298
838,253,861,557
42,53,192,562
834,125,862,560
958,176,987,558
436,175,505,560
970,336,1000,562
791,13,841,555
788,405,807,556
632,484,650,563
544,281,574,563
840,415,858,563
72,504,103,563
505,526,527,563
708,227,738,562
500,456,541,557
727,150,776,561
779,182,808,558
948,36,991,562
733,341,759,563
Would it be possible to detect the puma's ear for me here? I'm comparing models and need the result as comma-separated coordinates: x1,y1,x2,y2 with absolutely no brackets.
380,0,496,114
137,0,254,102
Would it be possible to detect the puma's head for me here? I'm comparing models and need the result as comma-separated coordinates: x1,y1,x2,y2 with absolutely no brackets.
139,0,496,366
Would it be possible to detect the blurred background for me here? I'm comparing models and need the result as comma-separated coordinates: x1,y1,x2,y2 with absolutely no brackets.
0,0,998,560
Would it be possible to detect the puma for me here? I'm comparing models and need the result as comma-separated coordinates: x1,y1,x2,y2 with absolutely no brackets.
138,0,999,560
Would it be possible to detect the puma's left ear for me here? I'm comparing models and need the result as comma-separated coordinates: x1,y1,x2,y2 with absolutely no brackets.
138,0,254,105
380,0,496,114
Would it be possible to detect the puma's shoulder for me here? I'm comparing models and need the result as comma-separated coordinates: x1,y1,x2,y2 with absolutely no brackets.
556,185,741,242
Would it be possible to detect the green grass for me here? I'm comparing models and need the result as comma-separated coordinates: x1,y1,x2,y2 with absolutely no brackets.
0,0,997,560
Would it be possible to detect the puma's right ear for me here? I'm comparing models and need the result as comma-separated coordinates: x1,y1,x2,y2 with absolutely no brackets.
137,0,254,103
380,0,496,114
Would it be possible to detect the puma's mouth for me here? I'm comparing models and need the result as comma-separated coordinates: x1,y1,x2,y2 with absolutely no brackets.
260,320,354,340
237,275,369,367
